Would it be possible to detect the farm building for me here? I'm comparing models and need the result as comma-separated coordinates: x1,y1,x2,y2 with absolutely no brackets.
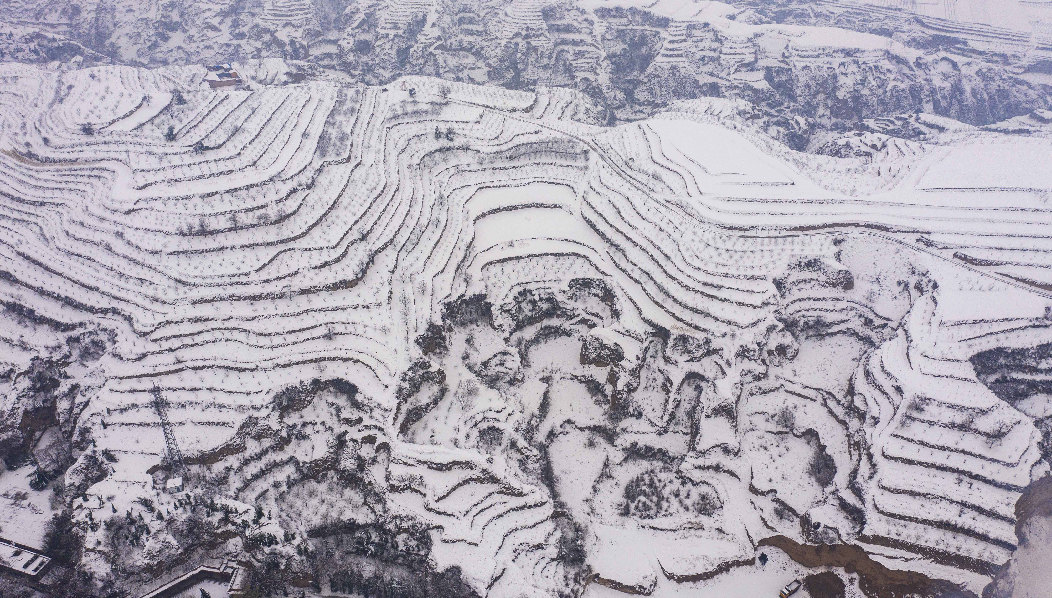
204,64,242,89
0,538,50,578
140,559,246,598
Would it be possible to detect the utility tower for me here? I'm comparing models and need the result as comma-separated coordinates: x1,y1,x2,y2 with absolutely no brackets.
151,387,186,475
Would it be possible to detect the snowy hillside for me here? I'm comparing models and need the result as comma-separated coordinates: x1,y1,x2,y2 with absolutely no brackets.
0,2,1050,598
2,0,1052,148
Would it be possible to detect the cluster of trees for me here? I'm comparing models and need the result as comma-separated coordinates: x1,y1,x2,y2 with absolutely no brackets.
315,521,432,567
801,429,837,488
808,445,837,488
29,467,54,490
433,126,455,141
622,469,721,519
502,287,569,330
39,511,131,598
104,509,153,548
327,564,478,598
271,378,360,413
245,532,280,550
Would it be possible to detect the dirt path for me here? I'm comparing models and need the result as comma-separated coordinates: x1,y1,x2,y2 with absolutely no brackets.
756,536,977,598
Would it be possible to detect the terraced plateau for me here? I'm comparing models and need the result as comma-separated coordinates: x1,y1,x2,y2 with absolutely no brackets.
0,1,1051,598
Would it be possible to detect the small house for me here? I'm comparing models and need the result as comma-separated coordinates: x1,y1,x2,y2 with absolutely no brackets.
204,64,242,89
0,539,50,578
165,476,184,493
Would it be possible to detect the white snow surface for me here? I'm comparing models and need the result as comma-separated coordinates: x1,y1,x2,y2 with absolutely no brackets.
0,61,1050,597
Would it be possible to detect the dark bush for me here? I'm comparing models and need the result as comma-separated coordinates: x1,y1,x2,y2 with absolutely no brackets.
803,571,845,598
44,511,79,564
808,446,837,488
414,322,447,355
442,294,492,327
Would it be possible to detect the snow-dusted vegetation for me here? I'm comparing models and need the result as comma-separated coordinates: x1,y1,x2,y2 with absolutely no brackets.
0,1,1051,597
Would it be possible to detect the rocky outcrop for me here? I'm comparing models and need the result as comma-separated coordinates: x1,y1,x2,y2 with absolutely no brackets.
1,0,1047,150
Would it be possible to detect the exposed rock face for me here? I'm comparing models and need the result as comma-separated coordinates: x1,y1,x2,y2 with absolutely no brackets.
983,476,1052,598
1,0,1048,148
971,344,1052,461
0,326,111,479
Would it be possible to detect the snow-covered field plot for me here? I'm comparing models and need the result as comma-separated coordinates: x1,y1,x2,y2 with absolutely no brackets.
261,0,314,26
0,61,1050,598
0,466,51,549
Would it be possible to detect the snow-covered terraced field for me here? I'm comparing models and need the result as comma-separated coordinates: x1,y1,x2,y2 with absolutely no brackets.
261,0,314,26
0,60,1050,597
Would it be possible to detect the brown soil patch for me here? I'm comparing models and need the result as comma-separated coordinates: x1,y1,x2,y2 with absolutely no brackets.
757,536,976,598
